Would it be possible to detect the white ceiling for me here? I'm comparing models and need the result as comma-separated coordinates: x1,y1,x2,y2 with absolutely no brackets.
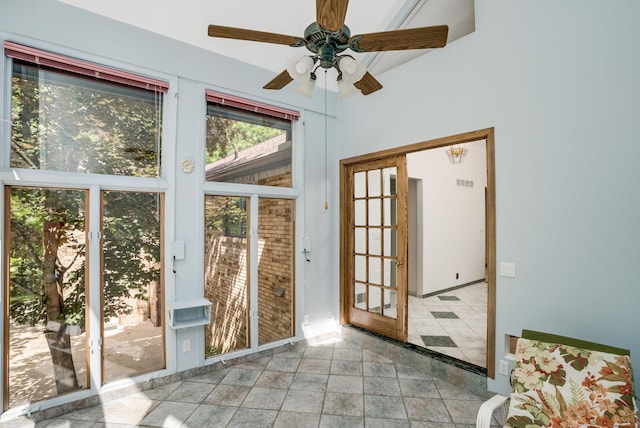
58,0,474,87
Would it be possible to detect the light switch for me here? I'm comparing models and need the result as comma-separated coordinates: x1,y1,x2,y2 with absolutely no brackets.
500,262,516,278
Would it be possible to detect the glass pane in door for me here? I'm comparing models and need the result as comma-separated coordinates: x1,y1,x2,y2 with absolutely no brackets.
354,255,367,282
102,191,164,383
6,187,88,407
384,289,397,319
204,195,249,357
368,286,381,314
354,172,366,198
354,228,366,253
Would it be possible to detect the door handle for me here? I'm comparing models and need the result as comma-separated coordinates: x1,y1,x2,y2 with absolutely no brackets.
396,260,404,268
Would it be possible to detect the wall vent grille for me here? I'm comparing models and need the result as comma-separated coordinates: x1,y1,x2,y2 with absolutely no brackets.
456,179,474,188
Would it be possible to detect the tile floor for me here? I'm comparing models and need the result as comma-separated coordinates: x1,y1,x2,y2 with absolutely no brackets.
3,335,496,427
408,282,488,368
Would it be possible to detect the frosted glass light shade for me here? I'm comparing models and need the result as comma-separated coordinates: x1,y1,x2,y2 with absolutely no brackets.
338,57,367,84
295,78,316,98
286,55,314,81
338,79,361,99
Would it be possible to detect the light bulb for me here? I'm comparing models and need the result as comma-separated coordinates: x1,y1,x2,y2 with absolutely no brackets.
295,62,308,74
339,57,356,74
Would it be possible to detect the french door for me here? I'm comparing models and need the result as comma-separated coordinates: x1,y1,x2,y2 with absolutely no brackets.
341,155,408,341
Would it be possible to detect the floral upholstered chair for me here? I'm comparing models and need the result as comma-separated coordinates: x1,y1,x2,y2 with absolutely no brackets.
476,330,638,428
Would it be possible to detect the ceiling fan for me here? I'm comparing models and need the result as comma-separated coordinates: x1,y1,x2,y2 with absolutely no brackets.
207,0,449,98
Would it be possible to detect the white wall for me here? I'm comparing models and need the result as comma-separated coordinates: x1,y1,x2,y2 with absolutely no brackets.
337,0,640,395
407,140,486,296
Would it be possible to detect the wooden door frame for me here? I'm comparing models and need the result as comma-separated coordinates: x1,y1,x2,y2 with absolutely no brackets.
340,127,497,378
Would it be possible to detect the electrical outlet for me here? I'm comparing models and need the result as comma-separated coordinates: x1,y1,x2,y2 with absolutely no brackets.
303,314,310,325
183,339,191,352
499,359,509,376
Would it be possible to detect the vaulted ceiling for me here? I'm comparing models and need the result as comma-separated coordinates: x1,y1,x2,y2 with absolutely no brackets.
58,0,474,89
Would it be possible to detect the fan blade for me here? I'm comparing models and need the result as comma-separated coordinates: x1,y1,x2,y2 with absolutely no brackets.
354,72,383,95
263,70,293,90
350,25,449,52
208,25,303,46
316,0,349,32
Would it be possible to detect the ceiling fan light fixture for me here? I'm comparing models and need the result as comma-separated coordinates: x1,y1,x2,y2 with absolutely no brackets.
286,55,314,81
338,56,367,84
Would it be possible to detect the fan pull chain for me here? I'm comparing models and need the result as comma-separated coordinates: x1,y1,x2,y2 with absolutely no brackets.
324,69,329,210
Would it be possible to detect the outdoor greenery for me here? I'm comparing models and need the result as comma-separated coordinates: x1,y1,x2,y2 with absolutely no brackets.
11,62,161,176
205,109,283,164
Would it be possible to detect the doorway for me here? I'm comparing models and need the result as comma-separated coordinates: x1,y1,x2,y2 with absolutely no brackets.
405,140,488,368
340,128,496,378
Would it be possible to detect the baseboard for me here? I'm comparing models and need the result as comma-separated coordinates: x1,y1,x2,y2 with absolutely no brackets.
413,278,485,299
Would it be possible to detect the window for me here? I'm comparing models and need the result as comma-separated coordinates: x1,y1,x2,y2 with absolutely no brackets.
6,41,166,177
205,91,298,187
203,195,296,356
203,92,299,358
3,42,168,409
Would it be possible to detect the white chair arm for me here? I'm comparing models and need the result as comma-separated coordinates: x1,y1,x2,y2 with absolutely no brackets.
476,393,510,428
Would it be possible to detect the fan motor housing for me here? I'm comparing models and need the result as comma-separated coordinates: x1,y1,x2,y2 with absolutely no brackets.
304,22,350,55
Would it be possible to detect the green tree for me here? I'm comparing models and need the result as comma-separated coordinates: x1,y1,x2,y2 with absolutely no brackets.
205,115,283,163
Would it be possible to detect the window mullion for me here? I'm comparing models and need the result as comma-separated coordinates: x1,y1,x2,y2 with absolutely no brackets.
248,194,259,350
87,185,103,391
